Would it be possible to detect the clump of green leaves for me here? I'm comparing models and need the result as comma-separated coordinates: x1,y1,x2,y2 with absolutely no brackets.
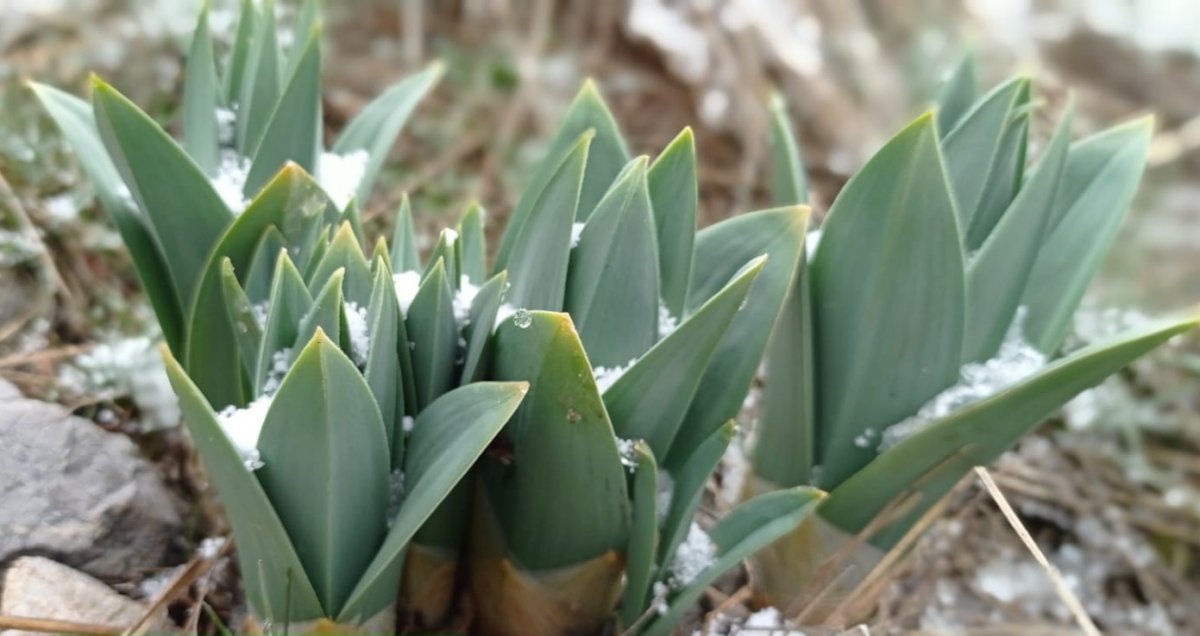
746,62,1199,612
36,2,823,632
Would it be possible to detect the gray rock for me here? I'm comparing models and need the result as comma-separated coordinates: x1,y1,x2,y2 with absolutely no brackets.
0,379,20,401
0,390,183,580
0,556,169,635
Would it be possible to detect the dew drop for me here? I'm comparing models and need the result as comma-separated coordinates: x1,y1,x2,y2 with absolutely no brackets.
512,309,532,329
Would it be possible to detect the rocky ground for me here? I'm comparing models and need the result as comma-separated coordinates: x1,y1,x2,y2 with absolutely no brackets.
2,1,1199,634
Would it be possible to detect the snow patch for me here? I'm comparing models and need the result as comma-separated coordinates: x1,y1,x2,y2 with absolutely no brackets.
59,336,179,431
453,276,481,328
570,222,585,248
317,149,368,211
668,522,716,587
593,358,637,393
217,395,273,470
212,151,251,213
393,270,422,316
657,301,678,340
343,301,370,367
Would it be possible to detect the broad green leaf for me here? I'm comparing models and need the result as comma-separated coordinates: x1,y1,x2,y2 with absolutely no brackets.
821,316,1198,547
245,26,321,195
162,347,323,621
460,271,507,384
666,206,807,468
186,166,329,407
934,53,977,137
605,257,764,459
619,442,659,629
182,6,222,174
485,311,631,569
1020,118,1153,353
406,259,457,410
647,128,697,317
244,225,287,303
495,131,590,311
219,258,263,381
256,330,390,615
942,77,1031,233
338,382,528,621
964,105,1072,363
235,0,282,157
332,63,444,203
91,78,231,309
641,488,824,636
494,81,629,266
566,156,660,367
657,421,734,586
222,0,259,106
810,114,964,488
308,222,372,307
255,253,313,394
390,194,422,273
754,262,816,487
365,261,403,454
31,83,184,354
457,202,487,285
424,228,460,287
767,93,809,205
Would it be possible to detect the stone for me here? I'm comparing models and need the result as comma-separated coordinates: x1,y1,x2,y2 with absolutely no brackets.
0,388,183,580
0,556,169,635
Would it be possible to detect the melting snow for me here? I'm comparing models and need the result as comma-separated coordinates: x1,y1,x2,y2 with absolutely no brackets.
593,358,637,393
343,301,370,367
212,151,251,213
217,395,273,470
215,107,236,146
669,522,716,587
880,309,1046,451
657,300,678,339
59,336,179,431
251,302,268,329
393,270,422,316
260,348,291,396
317,149,368,211
570,222,585,248
453,276,480,328
616,437,639,470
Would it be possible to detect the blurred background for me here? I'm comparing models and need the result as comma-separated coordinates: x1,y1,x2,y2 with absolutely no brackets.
2,0,1200,633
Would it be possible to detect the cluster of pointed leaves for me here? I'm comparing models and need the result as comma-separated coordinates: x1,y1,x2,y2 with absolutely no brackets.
753,59,1198,548
34,1,826,629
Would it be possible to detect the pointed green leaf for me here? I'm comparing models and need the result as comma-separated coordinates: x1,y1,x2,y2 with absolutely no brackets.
457,202,487,285
821,316,1198,547
934,53,977,136
31,83,184,354
964,105,1073,362
767,93,809,205
1020,118,1153,353
641,488,824,636
297,269,345,360
245,27,321,196
647,128,697,317
236,0,282,156
162,347,324,621
338,382,527,621
182,6,222,174
963,111,1029,250
657,421,734,586
284,0,320,80
244,225,287,303
406,259,457,410
566,156,659,367
423,228,460,287
332,63,444,203
219,258,263,381
605,257,764,459
390,193,422,273
460,271,507,384
91,78,231,308
485,311,631,569
365,261,402,452
256,330,390,615
666,206,807,467
495,131,590,311
222,0,259,106
810,114,964,488
255,253,314,394
309,222,372,307
344,198,366,247
619,442,659,629
942,76,1031,233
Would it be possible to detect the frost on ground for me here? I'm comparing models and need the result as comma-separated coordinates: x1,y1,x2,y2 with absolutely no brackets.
880,309,1046,450
593,358,637,393
59,335,179,430
216,395,272,470
669,522,716,587
317,149,368,211
343,301,370,367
